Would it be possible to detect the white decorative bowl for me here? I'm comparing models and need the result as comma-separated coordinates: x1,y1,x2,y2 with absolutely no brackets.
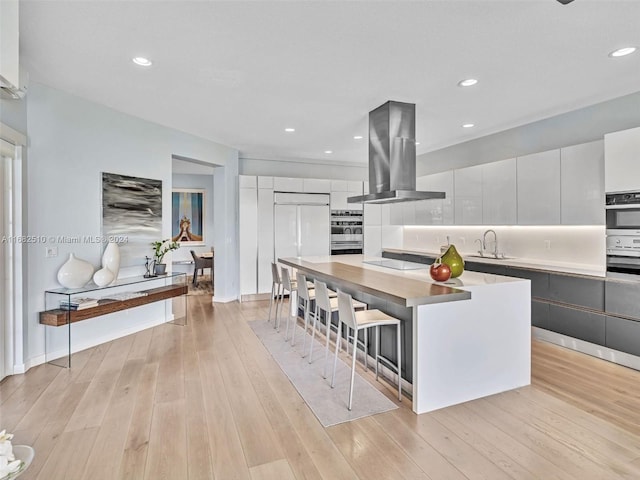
0,445,34,480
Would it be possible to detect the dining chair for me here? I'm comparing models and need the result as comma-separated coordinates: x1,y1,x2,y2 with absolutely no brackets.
190,250,213,285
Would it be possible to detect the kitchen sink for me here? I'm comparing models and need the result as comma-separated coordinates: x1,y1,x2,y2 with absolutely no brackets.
467,254,516,261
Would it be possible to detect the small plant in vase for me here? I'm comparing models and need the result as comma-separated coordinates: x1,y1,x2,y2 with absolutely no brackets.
151,239,179,275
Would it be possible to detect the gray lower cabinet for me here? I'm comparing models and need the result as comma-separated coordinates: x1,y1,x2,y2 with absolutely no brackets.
506,266,550,299
464,261,507,276
549,274,605,311
532,300,550,329
606,315,640,357
605,280,640,321
548,304,606,345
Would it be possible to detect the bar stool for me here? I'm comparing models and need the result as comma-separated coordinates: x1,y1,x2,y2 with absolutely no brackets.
308,280,367,379
332,290,402,411
268,262,282,325
292,272,315,350
280,267,297,338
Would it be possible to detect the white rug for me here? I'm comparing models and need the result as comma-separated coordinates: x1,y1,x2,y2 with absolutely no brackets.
249,319,398,427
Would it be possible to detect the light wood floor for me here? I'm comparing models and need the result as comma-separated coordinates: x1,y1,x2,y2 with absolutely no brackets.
3,296,640,479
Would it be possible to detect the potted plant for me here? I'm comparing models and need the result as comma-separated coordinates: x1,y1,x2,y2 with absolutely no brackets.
151,239,179,275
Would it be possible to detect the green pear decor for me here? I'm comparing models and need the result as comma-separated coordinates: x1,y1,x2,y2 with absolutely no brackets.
440,244,464,278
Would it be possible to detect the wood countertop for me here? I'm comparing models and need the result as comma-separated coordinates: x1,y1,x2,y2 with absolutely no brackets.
278,256,472,308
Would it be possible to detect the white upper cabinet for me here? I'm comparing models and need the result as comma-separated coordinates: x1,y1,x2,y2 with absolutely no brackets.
454,164,483,225
517,149,561,225
482,158,517,225
239,175,257,188
415,171,454,224
273,177,303,192
348,181,363,193
258,176,273,188
330,180,348,191
605,126,640,193
561,140,604,225
330,191,350,211
303,178,331,193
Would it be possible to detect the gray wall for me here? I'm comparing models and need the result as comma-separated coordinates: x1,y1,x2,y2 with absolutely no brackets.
417,90,640,175
24,82,237,365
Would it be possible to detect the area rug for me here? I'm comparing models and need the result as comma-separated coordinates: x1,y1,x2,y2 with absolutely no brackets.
187,276,213,295
249,319,398,427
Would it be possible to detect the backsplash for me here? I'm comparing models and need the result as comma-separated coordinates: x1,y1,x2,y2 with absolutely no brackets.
402,225,606,272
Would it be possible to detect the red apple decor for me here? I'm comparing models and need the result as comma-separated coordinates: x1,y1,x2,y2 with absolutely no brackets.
430,258,452,282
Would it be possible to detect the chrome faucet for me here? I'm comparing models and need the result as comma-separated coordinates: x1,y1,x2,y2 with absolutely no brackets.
483,229,499,258
474,238,484,257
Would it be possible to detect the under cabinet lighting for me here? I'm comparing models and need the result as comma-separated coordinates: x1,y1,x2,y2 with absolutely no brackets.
609,47,637,57
132,56,153,67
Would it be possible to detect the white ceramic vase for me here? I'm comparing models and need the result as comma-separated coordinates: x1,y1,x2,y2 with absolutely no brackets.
57,253,94,289
93,267,114,287
101,242,120,285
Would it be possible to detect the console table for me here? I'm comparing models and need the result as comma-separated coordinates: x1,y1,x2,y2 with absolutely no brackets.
40,273,188,367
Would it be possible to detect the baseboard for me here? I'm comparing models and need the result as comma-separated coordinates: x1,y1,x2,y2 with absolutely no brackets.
532,327,640,371
24,316,172,370
212,295,237,304
241,293,271,302
11,363,26,375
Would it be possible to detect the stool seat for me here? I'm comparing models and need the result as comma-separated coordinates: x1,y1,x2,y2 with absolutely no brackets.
353,309,399,328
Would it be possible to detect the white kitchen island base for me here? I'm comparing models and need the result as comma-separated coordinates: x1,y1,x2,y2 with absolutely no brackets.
413,279,531,413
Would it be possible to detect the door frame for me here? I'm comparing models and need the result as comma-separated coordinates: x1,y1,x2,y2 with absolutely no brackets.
1,123,26,376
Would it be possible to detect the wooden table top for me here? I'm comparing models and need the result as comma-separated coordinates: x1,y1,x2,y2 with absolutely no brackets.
278,257,471,308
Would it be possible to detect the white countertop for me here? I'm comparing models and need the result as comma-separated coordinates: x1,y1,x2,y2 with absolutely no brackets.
383,247,606,278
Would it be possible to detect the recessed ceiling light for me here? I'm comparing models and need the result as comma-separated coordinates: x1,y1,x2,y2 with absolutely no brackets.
132,56,152,67
462,123,475,128
353,135,363,140
324,150,333,154
284,128,295,132
609,46,637,57
458,78,478,87
415,142,421,145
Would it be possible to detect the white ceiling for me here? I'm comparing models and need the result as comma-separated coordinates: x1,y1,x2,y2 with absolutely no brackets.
19,0,640,164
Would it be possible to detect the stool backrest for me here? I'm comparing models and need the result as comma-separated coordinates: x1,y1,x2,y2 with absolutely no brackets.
281,266,293,292
296,272,310,302
271,262,281,284
314,280,331,313
337,290,357,330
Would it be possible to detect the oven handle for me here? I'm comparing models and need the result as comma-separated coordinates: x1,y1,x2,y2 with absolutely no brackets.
605,204,640,210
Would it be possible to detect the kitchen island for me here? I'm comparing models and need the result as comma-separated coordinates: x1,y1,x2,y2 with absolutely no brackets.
279,255,531,414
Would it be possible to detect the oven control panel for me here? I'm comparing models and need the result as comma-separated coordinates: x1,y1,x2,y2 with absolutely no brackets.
606,235,640,257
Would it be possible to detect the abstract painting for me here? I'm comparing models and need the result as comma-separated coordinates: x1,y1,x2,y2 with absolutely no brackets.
102,172,162,266
172,189,205,244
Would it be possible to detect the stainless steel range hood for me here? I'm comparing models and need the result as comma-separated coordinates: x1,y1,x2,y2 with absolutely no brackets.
348,100,445,204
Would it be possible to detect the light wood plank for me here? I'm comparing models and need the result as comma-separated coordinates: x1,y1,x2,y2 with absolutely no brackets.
143,399,188,480
249,459,296,480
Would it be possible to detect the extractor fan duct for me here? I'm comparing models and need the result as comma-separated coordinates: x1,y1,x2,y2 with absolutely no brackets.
347,100,445,204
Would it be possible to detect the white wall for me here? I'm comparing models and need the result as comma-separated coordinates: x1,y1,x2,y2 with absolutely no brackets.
240,156,367,181
171,173,215,263
402,225,606,273
24,82,238,366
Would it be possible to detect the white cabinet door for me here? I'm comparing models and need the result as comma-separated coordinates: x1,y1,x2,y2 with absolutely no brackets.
273,177,303,192
303,178,331,193
561,140,604,225
299,205,330,256
364,203,381,226
348,181,363,193
331,180,348,191
257,188,274,293
482,158,517,225
517,149,561,225
330,191,349,210
258,176,273,188
416,171,454,224
274,204,299,261
454,165,483,225
239,175,257,188
239,187,257,295
605,126,640,193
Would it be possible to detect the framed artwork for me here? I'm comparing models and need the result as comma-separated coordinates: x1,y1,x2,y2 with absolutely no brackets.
172,188,205,245
102,172,162,266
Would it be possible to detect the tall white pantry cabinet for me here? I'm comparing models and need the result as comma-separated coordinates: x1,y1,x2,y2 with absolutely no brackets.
239,175,363,298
